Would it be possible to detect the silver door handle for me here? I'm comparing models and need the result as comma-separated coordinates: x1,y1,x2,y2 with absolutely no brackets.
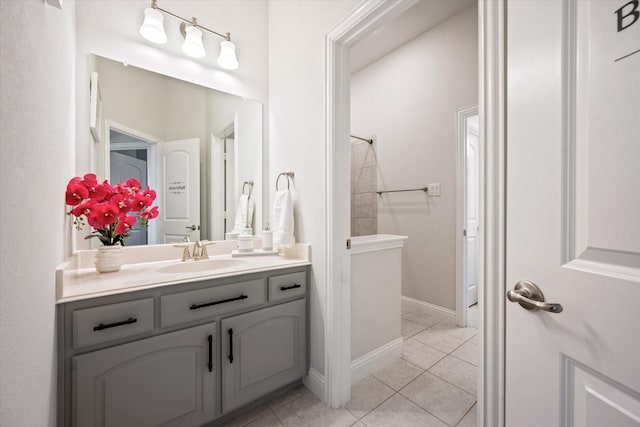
507,280,563,313
185,225,198,231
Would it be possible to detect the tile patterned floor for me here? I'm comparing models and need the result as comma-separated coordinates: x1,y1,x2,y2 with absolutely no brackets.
220,308,478,427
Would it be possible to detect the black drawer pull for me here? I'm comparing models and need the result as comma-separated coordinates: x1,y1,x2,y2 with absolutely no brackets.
280,284,301,291
189,295,248,310
228,329,234,364
207,335,213,372
93,317,137,331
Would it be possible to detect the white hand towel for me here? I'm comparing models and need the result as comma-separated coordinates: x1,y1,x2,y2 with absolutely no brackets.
272,189,294,249
233,194,254,233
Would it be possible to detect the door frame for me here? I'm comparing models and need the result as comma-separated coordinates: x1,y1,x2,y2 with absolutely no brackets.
456,105,480,328
324,0,419,408
324,0,507,424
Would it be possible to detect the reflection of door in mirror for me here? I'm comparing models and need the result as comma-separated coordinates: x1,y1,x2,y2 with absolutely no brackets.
110,129,150,246
224,132,235,235
157,138,201,243
108,126,201,245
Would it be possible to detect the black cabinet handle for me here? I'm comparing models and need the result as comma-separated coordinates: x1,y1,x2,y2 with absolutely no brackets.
189,295,248,310
280,284,301,291
93,317,137,331
207,335,213,372
228,329,234,364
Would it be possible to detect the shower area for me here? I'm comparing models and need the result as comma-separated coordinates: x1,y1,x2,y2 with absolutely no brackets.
347,0,479,382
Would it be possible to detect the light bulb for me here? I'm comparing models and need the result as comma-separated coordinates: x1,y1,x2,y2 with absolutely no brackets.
182,26,205,58
139,8,167,44
218,40,239,70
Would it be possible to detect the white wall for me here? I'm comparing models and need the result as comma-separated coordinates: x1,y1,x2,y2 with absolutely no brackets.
268,0,359,383
351,4,478,310
0,1,76,425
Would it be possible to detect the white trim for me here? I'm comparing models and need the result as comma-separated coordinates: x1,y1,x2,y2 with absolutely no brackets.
303,368,326,400
350,234,408,254
350,338,403,385
478,0,506,426
211,114,239,240
456,105,479,327
325,0,419,408
401,296,457,323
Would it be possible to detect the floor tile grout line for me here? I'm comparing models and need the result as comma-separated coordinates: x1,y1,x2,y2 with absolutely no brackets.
425,366,478,398
411,336,468,355
347,389,399,421
454,402,476,427
447,352,478,367
397,387,464,427
266,406,285,427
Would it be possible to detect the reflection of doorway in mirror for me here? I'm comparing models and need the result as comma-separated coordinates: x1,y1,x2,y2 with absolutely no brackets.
211,115,239,241
109,128,152,246
224,132,235,235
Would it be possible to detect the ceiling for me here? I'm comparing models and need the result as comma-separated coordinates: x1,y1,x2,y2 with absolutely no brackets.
350,0,475,74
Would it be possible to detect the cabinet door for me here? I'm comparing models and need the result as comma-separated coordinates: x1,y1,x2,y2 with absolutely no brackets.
221,299,307,413
73,322,216,427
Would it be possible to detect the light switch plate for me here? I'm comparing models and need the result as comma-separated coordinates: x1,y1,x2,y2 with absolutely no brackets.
428,183,441,196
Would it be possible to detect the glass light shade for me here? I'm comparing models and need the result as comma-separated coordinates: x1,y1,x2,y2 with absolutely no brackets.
182,26,206,58
139,8,167,44
218,40,239,70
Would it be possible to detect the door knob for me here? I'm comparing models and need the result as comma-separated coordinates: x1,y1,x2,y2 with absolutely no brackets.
507,280,563,313
185,225,199,231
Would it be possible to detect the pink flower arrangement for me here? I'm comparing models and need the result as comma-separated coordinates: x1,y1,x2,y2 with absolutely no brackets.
66,173,159,246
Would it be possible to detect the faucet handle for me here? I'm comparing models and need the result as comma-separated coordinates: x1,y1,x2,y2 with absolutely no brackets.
173,243,192,261
198,241,216,260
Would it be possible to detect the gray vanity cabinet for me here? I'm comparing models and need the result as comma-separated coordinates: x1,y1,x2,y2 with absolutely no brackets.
73,322,216,427
221,298,307,413
58,266,309,427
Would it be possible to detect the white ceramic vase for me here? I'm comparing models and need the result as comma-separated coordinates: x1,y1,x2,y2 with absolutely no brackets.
95,244,123,273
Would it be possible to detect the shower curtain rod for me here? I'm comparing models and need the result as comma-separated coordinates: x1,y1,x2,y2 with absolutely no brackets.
350,134,373,144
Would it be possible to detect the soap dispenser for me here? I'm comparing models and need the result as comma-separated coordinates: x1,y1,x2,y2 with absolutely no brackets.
262,223,273,251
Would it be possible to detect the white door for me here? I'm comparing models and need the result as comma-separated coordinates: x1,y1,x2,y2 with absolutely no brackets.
465,115,479,307
110,151,148,246
156,139,200,243
506,1,640,425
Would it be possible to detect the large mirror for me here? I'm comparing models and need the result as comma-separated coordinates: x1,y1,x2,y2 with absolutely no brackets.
92,55,262,245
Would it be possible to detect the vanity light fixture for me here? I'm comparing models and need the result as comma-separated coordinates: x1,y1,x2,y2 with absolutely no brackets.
139,0,239,70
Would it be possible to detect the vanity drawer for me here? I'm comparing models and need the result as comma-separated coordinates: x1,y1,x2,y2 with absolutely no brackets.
161,279,266,328
73,298,154,349
268,271,307,302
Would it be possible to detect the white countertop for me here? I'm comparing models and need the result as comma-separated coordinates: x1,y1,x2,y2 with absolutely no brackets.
56,242,310,304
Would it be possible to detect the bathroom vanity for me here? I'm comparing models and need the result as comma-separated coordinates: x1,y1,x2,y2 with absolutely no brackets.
56,243,310,427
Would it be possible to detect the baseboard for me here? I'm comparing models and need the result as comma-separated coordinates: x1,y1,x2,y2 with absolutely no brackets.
401,296,457,323
303,368,325,401
350,337,403,385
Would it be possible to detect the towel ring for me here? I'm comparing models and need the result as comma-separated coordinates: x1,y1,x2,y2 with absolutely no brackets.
276,172,294,191
242,181,254,198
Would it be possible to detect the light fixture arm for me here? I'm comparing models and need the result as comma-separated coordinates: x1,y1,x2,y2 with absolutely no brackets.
150,0,231,41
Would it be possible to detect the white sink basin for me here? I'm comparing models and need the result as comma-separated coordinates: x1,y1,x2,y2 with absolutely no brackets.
157,259,244,274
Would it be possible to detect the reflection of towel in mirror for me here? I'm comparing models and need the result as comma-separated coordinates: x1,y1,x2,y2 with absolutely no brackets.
233,194,254,233
272,189,294,249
